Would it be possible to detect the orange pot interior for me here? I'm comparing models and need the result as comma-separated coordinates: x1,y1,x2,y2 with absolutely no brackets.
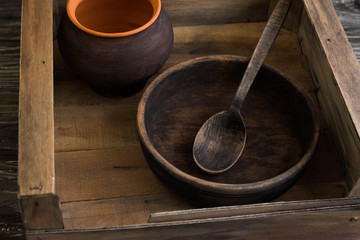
67,0,161,37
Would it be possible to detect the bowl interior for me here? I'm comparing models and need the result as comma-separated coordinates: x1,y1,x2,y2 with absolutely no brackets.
144,57,315,184
67,0,160,37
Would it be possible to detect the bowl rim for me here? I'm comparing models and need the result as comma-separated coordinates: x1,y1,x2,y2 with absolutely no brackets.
66,0,161,38
137,54,320,196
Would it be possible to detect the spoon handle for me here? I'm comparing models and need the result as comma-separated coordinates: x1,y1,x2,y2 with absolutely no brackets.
232,0,291,109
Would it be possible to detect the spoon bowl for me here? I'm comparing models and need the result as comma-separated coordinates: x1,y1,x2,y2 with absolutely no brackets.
193,108,246,174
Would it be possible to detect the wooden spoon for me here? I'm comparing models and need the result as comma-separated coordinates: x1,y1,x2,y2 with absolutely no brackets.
193,0,291,174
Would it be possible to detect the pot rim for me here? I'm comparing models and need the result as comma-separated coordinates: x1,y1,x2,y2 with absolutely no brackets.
137,55,321,196
66,0,161,38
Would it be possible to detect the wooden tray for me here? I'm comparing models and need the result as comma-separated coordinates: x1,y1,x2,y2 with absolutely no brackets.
19,0,360,239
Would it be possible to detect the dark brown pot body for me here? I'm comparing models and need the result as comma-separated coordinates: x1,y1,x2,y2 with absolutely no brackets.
58,7,173,96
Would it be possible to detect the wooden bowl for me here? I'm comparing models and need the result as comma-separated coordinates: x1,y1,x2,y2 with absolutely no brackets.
137,55,320,207
58,0,173,96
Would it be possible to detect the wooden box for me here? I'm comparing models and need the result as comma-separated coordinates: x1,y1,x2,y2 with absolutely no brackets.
19,0,360,239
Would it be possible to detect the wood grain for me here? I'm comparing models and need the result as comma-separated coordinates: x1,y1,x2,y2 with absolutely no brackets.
12,0,360,237
27,201,360,240
54,128,346,227
61,194,193,229
20,194,63,230
149,197,359,223
162,0,270,27
52,4,347,226
55,146,171,203
332,0,360,61
300,0,360,196
232,0,290,108
269,0,304,32
0,0,25,238
170,23,316,92
18,0,63,230
19,0,55,196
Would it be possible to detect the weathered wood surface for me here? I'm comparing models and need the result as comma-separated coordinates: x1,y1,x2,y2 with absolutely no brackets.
0,0,25,239
53,8,346,228
149,197,360,223
162,0,269,27
300,0,360,196
0,0,359,239
27,199,360,240
19,0,55,197
19,0,63,231
332,0,360,61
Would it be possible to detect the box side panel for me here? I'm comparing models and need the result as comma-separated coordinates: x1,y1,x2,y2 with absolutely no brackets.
161,0,270,27
19,0,63,230
27,199,360,240
299,0,360,196
149,198,360,223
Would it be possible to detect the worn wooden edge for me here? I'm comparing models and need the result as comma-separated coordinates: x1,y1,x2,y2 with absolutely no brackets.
148,197,360,223
19,0,55,197
20,194,63,230
19,0,64,230
300,0,360,196
26,198,360,240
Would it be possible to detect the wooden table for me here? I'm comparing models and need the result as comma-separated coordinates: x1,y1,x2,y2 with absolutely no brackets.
1,0,360,239
0,0,24,239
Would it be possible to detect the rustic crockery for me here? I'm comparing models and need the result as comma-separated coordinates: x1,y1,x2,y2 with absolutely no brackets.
58,0,173,96
137,55,320,207
193,0,291,174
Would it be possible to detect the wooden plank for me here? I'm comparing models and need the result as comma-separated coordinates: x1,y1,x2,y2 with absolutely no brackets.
57,181,346,229
0,0,24,238
55,147,172,203
332,0,360,37
19,0,55,196
18,0,63,230
61,194,194,229
149,198,359,223
20,194,63,230
171,23,315,91
54,131,346,228
299,0,360,196
163,0,270,27
27,201,360,240
332,1,360,62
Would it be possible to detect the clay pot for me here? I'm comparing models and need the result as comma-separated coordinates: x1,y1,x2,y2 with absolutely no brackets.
58,0,173,96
